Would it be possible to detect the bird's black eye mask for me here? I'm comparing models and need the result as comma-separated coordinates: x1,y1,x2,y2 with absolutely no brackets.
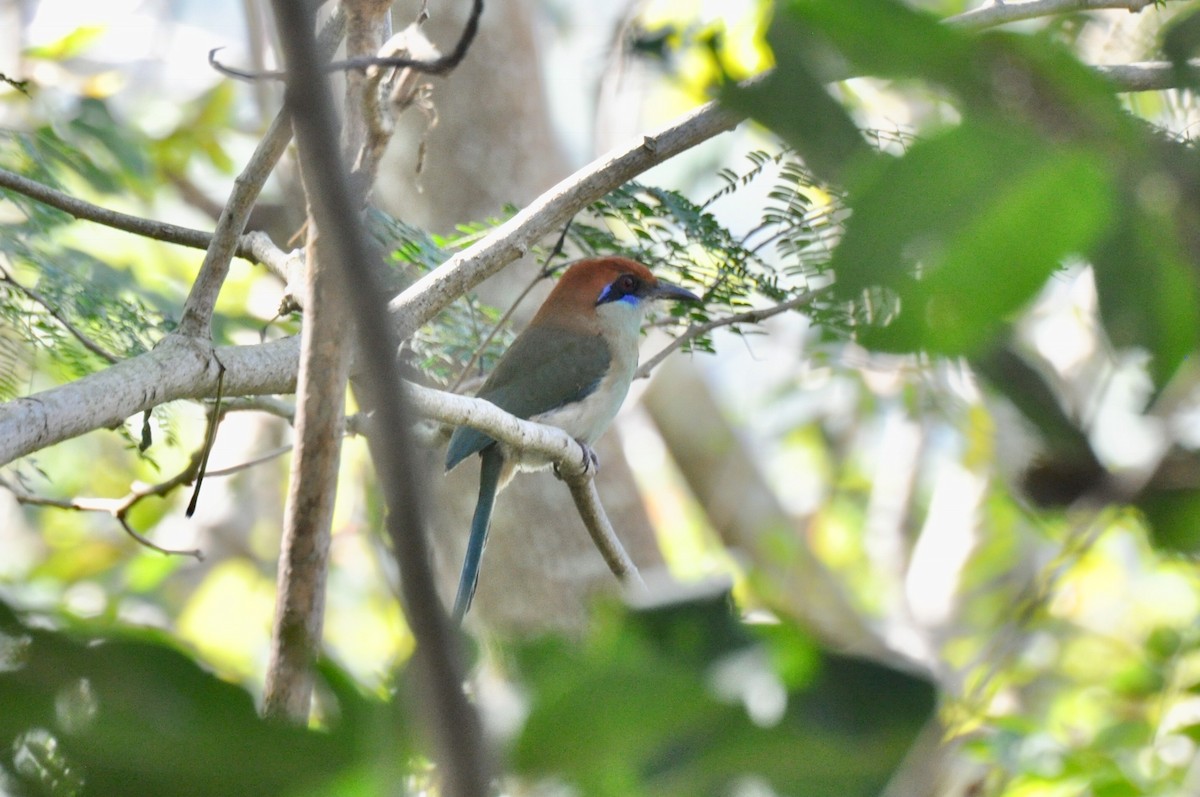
596,273,642,306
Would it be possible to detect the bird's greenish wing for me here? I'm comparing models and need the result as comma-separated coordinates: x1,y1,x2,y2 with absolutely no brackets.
445,326,611,470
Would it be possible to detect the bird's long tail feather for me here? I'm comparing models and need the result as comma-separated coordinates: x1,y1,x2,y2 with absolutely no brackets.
453,447,504,622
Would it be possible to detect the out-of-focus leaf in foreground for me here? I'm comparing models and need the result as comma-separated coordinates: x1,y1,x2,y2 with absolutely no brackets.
511,594,935,797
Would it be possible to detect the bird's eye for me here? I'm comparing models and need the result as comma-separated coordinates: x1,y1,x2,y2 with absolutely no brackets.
596,273,642,306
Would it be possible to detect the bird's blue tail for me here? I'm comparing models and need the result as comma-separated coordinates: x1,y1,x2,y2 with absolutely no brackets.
453,447,503,622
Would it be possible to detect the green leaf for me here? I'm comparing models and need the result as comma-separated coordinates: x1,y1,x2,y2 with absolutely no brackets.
780,0,976,87
1091,772,1145,797
24,26,105,60
1108,661,1164,698
1091,186,1200,388
1145,626,1183,662
1177,722,1200,744
832,122,1113,354
68,99,154,196
1138,488,1200,554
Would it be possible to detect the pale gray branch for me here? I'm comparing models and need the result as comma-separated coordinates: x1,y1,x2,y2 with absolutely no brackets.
267,1,488,792
946,0,1168,30
261,0,381,726
176,97,295,338
405,382,594,478
0,333,300,466
0,166,289,268
1093,59,1200,92
387,99,743,339
636,287,831,381
176,9,346,338
565,476,645,590
262,215,353,725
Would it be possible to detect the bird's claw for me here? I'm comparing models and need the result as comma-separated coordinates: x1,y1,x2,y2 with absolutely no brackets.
581,442,600,476
554,441,600,480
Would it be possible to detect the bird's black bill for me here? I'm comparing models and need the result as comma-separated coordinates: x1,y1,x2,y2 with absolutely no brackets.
649,281,702,303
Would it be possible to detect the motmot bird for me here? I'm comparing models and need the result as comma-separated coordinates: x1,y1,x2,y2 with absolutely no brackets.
444,257,701,621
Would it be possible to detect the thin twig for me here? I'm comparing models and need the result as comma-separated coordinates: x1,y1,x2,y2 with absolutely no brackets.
0,460,206,559
205,443,294,477
327,0,480,75
564,475,646,590
212,0,482,82
177,8,347,339
0,72,31,96
217,395,368,437
186,361,225,518
0,167,272,262
0,168,303,287
635,286,831,380
220,395,297,421
946,0,1169,30
446,274,546,392
0,266,120,363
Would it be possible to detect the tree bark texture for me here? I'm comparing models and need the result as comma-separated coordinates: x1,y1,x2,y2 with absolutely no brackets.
262,215,352,722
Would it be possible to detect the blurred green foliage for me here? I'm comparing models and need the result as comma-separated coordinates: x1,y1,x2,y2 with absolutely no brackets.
0,594,933,797
713,1,1200,795
722,0,1200,553
0,598,405,797
512,595,933,797
724,0,1199,380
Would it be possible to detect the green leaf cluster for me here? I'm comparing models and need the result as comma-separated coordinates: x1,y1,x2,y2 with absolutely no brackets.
0,126,175,404
724,0,1199,381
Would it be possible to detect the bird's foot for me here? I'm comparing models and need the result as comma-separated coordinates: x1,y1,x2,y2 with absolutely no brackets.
580,442,600,476
554,441,600,480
